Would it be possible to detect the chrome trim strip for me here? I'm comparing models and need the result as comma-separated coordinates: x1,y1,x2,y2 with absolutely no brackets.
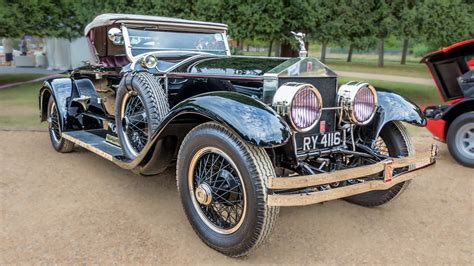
62,133,114,161
322,106,342,110
166,73,263,81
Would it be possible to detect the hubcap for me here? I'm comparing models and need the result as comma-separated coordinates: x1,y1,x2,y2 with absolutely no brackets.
455,123,474,159
188,147,246,234
195,183,213,205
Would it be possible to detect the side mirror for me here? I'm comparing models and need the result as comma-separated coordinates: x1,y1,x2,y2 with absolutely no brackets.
107,28,124,45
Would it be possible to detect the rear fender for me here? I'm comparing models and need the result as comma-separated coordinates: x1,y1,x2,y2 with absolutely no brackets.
359,90,426,144
40,77,105,131
39,78,74,130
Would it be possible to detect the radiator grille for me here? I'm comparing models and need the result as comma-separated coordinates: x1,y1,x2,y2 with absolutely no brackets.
278,77,338,149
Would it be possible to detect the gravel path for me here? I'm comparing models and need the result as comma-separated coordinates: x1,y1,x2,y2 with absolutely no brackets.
0,131,472,264
337,71,435,86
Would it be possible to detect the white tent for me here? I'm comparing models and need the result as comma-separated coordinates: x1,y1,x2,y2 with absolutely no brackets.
45,37,95,70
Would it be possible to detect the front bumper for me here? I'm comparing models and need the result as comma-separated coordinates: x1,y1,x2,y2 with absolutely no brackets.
267,144,439,207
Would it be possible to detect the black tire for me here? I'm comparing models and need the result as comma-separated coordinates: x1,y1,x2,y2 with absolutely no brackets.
115,72,169,159
447,112,474,168
177,122,279,257
345,121,414,207
47,97,74,153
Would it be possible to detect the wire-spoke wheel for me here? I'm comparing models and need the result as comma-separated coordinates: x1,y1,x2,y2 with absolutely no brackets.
189,147,246,234
447,112,474,168
121,91,149,157
177,122,279,257
344,121,414,207
47,97,74,153
115,72,169,159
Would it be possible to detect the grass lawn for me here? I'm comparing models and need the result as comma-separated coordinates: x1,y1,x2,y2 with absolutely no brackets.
326,58,431,79
337,77,441,107
0,81,46,129
242,51,430,79
0,74,46,86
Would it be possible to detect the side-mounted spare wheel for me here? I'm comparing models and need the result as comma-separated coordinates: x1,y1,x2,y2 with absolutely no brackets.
115,72,169,159
47,97,74,153
177,122,279,257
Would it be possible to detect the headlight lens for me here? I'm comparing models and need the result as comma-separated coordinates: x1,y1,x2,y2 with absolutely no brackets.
291,86,322,129
273,83,323,132
338,81,377,125
141,55,158,69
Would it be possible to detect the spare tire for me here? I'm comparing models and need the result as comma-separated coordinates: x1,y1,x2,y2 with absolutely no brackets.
115,72,169,159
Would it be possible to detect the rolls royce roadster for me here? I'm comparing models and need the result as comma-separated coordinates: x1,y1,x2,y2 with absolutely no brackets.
39,14,437,257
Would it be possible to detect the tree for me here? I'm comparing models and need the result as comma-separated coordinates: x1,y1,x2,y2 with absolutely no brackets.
371,0,394,67
243,0,284,56
276,0,318,57
309,0,347,63
340,0,377,62
0,0,54,38
391,0,420,65
418,0,474,48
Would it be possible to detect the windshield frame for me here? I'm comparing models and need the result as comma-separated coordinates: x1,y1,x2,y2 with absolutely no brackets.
122,25,230,61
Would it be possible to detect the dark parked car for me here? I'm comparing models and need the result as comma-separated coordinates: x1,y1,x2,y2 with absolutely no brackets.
39,14,437,256
422,39,474,168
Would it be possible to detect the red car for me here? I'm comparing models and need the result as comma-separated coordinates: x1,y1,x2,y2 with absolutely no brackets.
422,39,474,167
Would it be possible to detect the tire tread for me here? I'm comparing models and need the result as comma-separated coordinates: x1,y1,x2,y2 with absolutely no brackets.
344,121,414,207
115,72,169,159
176,122,279,257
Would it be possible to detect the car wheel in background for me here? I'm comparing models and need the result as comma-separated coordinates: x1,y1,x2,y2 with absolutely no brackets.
344,121,414,207
447,112,474,168
47,97,74,153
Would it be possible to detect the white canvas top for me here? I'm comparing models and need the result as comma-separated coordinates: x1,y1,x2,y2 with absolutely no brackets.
84,13,228,35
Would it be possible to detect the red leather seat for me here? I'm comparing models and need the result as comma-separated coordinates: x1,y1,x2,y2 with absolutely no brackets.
99,56,129,67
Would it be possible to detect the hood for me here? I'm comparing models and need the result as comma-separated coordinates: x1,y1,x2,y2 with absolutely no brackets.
421,39,474,101
170,56,336,80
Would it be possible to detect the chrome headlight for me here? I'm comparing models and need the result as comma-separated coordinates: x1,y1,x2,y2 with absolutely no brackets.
140,54,158,69
338,81,377,125
273,83,323,132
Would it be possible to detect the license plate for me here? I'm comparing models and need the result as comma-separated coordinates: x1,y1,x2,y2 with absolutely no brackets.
300,131,343,151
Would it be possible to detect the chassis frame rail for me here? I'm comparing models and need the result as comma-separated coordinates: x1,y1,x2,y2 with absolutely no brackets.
267,144,438,207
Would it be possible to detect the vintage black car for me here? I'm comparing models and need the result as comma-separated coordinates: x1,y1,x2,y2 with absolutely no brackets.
39,14,437,257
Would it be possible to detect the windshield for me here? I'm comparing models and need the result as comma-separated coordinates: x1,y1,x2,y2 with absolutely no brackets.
126,27,228,57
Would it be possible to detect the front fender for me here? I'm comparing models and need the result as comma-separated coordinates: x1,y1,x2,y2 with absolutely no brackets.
170,91,292,147
359,90,426,142
39,78,73,130
113,91,292,170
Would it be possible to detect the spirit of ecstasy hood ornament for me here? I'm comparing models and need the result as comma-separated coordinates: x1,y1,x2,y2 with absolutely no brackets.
291,31,307,58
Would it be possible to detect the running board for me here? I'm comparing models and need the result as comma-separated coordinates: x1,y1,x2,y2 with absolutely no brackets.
62,130,122,161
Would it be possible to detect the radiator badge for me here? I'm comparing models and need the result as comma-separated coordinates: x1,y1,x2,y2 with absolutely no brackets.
319,120,326,133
